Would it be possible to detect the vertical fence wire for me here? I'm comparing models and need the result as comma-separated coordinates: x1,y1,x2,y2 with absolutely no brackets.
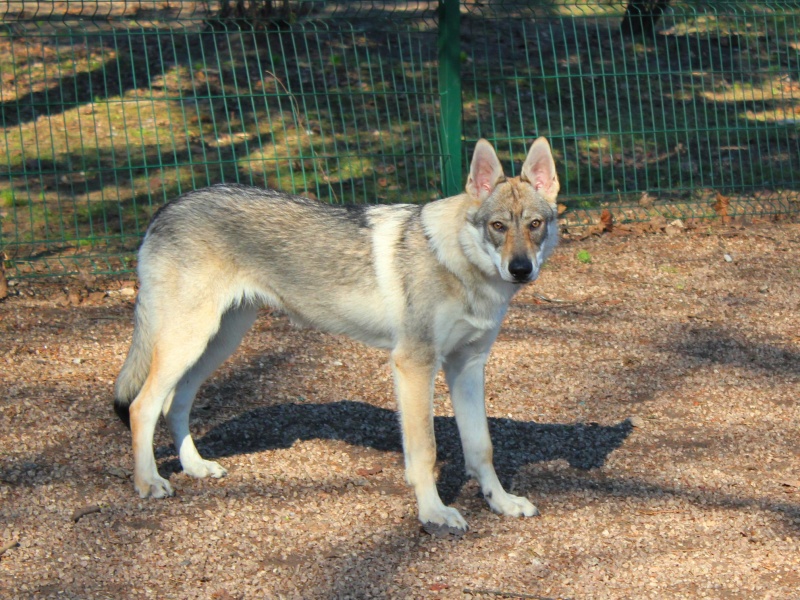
461,1,800,227
0,1,798,277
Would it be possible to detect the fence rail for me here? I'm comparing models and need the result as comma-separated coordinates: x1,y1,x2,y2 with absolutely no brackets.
1,1,799,277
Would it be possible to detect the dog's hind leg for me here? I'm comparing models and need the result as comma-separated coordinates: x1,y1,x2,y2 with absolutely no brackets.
129,299,246,498
163,305,258,480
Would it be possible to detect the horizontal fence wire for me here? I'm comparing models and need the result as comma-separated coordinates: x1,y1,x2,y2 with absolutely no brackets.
462,0,800,226
0,1,443,276
0,1,798,277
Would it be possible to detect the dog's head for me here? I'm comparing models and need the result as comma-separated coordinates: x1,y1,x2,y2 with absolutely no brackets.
465,137,560,284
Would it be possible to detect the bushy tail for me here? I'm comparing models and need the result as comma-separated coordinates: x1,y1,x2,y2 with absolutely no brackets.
113,298,153,429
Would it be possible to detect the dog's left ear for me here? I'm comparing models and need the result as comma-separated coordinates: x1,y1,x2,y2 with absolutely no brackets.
521,137,559,206
466,139,506,202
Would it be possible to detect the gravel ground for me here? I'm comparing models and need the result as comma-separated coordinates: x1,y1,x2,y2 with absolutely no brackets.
1,221,799,599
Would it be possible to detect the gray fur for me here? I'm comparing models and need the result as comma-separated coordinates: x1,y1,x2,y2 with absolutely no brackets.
114,138,560,533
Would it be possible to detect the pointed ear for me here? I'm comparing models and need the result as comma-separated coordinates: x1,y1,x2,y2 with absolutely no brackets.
466,139,505,202
521,137,559,206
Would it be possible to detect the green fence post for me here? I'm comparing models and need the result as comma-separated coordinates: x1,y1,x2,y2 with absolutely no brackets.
437,0,462,198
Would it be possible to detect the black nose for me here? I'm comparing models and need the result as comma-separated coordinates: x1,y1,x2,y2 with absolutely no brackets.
508,257,533,280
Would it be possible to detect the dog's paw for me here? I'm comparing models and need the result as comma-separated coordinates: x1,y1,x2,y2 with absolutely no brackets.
485,490,540,518
183,459,227,480
135,475,175,499
420,505,468,536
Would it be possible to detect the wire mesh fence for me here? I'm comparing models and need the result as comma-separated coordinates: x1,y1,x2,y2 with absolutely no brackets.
1,1,798,277
461,1,800,227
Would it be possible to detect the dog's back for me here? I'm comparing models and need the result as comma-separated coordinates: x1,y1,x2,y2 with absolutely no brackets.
114,138,561,533
138,185,424,344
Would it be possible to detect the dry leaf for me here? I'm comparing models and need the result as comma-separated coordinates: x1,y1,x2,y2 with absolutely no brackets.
600,209,614,232
0,254,8,301
713,192,731,222
86,291,107,305
579,223,605,239
356,466,383,477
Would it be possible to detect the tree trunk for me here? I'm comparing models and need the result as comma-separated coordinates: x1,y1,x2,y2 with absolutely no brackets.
621,0,671,37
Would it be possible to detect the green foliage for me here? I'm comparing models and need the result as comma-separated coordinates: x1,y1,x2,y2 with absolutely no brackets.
576,249,592,264
1,1,799,276
0,189,17,208
0,189,29,209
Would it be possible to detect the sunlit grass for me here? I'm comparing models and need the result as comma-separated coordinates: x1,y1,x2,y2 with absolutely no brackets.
2,1,799,274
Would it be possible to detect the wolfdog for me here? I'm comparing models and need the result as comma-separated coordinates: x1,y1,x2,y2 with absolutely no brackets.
114,137,560,534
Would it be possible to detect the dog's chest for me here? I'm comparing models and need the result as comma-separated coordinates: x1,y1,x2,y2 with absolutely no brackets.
435,297,509,356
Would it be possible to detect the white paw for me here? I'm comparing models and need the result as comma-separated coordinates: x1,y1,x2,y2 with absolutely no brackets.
135,474,175,499
419,505,469,536
485,490,539,517
183,459,228,479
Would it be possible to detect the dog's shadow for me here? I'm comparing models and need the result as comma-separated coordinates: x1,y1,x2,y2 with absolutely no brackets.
163,400,632,503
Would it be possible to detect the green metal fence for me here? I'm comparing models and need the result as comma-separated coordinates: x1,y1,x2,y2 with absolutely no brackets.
1,1,799,277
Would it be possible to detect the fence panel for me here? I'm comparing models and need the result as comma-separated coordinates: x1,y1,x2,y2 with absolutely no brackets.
0,1,444,275
1,1,799,277
462,1,800,225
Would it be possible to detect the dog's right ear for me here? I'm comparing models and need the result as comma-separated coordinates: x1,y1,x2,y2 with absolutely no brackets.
466,139,505,202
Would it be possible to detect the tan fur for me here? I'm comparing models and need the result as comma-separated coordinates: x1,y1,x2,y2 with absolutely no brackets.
114,138,560,533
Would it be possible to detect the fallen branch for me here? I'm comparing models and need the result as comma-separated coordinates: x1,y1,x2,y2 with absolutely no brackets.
72,505,101,523
533,293,576,305
463,588,568,600
0,538,19,557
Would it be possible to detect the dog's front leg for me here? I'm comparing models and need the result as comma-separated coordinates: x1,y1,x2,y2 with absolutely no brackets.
444,349,539,518
391,347,468,534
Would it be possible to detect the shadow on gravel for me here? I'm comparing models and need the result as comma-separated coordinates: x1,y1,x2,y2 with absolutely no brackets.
670,324,800,375
174,400,633,505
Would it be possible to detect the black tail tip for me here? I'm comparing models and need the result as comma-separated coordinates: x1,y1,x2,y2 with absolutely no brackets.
113,399,131,429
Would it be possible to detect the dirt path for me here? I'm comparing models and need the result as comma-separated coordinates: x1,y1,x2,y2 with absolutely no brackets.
1,222,799,599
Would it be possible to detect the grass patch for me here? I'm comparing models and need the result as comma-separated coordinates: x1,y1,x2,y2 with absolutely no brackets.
0,188,25,208
1,1,799,274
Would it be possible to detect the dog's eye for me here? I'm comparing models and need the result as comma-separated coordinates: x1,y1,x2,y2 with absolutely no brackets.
530,219,542,230
491,221,506,232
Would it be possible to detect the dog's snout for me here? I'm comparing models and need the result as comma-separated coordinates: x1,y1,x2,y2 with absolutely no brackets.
508,257,533,281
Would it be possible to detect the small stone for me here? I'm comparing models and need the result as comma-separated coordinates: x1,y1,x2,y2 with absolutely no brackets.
723,254,733,262
665,219,685,236
105,466,131,479
629,416,645,428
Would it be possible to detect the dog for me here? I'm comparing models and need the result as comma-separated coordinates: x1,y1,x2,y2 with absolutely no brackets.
114,137,560,534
